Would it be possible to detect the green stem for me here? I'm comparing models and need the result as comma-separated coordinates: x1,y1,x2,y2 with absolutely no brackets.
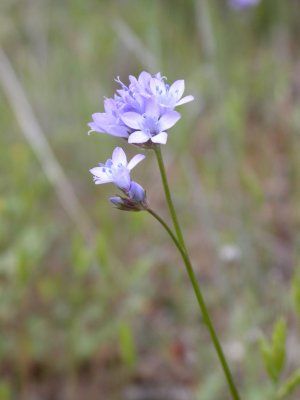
152,146,240,400
154,146,187,251
147,208,183,255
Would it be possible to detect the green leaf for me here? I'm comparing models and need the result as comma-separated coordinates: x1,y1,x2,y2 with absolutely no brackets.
118,322,137,368
277,368,300,399
260,317,286,383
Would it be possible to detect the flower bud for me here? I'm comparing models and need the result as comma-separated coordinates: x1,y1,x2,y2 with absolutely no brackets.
110,196,124,207
128,181,146,202
109,195,145,212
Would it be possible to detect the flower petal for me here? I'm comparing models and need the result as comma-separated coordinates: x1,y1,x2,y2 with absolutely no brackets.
89,167,113,184
88,116,106,133
127,154,145,170
91,112,109,126
169,80,185,101
159,111,181,131
103,98,115,113
121,112,144,129
138,71,151,86
110,196,124,207
93,178,111,185
145,98,160,120
113,168,131,190
89,113,129,137
90,167,107,178
128,181,145,202
129,75,138,85
176,95,194,106
107,125,130,138
150,78,166,96
87,122,100,133
128,131,150,144
151,132,168,144
112,147,127,166
105,159,113,168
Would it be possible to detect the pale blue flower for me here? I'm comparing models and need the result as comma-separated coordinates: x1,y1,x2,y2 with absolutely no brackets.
121,99,181,145
149,77,194,109
90,147,145,191
119,71,162,99
88,98,130,138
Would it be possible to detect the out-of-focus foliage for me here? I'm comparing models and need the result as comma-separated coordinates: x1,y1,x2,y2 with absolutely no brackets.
260,318,286,383
277,369,300,399
1,0,300,399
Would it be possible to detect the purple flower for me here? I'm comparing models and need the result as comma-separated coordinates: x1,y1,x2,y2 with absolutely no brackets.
88,71,194,146
90,147,145,191
122,71,153,99
229,0,260,9
121,99,181,145
88,98,130,138
149,78,194,109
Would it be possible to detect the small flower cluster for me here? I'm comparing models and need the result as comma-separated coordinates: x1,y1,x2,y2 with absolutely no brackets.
88,71,193,146
88,71,193,209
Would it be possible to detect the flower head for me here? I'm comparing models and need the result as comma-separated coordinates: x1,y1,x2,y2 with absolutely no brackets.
88,71,194,146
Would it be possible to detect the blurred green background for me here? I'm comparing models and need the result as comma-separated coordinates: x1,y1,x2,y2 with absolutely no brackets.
1,1,300,399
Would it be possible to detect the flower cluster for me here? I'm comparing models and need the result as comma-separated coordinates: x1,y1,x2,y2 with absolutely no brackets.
88,71,194,146
89,71,193,209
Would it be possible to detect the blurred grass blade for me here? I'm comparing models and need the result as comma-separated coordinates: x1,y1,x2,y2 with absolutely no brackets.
277,369,300,399
118,321,137,368
112,18,159,71
0,48,96,244
260,317,287,383
195,0,216,62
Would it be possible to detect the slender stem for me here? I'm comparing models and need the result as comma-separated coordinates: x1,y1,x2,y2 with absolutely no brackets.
152,146,241,400
147,209,183,256
154,146,186,251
